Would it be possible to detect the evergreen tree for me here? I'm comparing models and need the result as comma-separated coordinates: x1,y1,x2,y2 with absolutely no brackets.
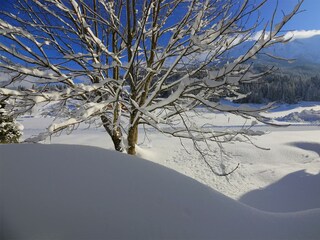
0,102,22,144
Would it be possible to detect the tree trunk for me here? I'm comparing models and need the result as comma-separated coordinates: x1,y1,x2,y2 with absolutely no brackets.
127,121,138,155
101,115,124,152
110,129,123,152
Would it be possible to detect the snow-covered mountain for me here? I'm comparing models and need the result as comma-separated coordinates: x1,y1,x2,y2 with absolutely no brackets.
216,34,320,74
266,35,320,64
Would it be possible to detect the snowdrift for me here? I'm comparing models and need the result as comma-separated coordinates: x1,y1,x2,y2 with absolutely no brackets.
276,109,320,123
1,144,320,240
240,170,320,213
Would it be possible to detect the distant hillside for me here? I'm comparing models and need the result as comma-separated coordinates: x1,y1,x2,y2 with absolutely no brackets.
263,35,320,64
236,35,320,104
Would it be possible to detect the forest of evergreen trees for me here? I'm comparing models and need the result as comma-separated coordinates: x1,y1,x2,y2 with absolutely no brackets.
237,64,320,104
238,74,320,104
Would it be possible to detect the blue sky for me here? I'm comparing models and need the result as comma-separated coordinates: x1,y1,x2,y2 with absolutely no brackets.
0,0,319,49
0,0,319,83
260,0,320,31
0,0,318,30
292,0,320,30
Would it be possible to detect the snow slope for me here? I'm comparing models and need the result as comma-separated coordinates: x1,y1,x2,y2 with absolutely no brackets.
240,169,320,213
1,144,320,240
18,102,320,202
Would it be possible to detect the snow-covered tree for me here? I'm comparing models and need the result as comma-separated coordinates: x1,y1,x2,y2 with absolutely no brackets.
0,100,22,144
0,0,303,156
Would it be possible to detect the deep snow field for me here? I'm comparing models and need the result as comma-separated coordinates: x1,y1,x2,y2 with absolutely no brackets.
19,101,320,200
1,102,320,239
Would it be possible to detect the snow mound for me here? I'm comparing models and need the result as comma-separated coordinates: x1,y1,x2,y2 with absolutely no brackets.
1,144,320,240
276,109,320,123
240,170,320,212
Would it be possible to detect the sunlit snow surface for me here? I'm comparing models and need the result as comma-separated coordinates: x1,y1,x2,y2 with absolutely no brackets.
1,102,320,239
1,144,320,240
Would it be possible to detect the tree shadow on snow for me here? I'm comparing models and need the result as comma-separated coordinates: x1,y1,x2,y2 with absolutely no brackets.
239,170,320,212
289,142,320,156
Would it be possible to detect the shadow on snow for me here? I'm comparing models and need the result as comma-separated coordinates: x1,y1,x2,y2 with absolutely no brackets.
239,170,320,212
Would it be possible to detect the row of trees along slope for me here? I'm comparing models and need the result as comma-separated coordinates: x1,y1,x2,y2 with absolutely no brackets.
238,69,320,104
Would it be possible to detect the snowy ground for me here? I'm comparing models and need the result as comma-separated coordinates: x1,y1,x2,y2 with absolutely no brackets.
2,102,319,239
2,144,320,240
18,102,320,202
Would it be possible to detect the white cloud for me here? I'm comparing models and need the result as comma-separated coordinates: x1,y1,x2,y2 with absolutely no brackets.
251,30,320,42
283,30,320,41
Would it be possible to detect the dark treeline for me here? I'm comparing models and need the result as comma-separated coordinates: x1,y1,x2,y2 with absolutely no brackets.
238,70,320,104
